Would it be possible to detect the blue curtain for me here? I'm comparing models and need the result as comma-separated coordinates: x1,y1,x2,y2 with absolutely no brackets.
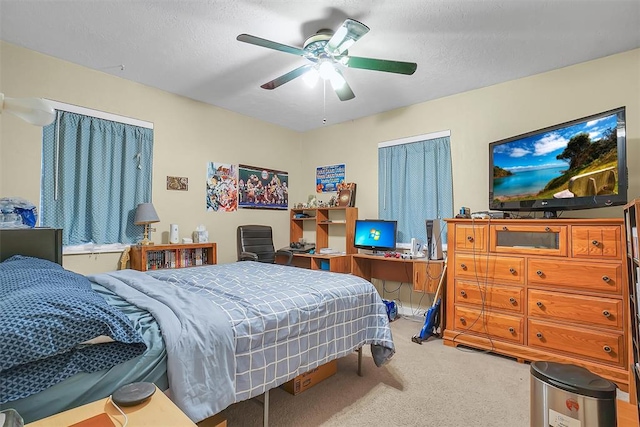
41,111,153,245
378,136,453,245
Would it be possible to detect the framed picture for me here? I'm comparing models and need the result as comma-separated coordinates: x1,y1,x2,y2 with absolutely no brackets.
238,164,289,210
337,189,352,207
167,176,188,191
336,182,357,207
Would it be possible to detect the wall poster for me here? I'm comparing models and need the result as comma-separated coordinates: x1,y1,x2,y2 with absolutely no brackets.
238,164,288,210
206,162,238,212
316,164,346,193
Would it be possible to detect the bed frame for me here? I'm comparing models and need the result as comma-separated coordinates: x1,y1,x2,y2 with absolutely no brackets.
0,227,366,427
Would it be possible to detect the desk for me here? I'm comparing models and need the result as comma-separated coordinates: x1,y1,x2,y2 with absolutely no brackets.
25,386,206,427
351,254,444,292
277,253,352,273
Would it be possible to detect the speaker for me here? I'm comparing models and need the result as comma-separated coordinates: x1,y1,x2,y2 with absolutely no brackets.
170,224,179,244
425,219,443,260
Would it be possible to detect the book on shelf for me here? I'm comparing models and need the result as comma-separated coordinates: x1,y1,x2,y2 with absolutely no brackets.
633,226,639,259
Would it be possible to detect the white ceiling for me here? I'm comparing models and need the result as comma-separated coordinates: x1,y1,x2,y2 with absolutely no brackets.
1,1,639,132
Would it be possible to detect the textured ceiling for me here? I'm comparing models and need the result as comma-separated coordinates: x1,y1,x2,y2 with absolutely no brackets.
1,0,639,132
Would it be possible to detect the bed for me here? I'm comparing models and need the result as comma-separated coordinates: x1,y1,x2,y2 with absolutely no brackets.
0,229,395,424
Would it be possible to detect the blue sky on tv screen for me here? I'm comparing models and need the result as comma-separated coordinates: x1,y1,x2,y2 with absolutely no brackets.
492,113,618,172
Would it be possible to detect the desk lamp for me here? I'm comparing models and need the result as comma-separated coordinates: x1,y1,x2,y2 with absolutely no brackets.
0,93,56,126
134,203,160,245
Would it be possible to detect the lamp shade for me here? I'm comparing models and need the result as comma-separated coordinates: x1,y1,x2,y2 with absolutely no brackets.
0,93,56,126
134,203,160,225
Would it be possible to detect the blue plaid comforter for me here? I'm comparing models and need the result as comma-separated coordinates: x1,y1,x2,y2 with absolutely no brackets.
92,262,395,422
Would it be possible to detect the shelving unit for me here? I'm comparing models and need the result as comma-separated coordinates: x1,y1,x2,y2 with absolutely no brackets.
624,198,640,411
288,207,357,273
130,242,217,271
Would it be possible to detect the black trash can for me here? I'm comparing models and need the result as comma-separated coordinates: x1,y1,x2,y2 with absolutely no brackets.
530,361,617,427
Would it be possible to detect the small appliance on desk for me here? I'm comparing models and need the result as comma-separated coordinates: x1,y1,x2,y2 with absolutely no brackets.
286,242,316,253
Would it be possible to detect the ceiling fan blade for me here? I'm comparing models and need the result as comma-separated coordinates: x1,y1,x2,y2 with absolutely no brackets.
325,19,370,56
237,34,310,57
332,69,355,101
260,65,314,90
342,56,417,75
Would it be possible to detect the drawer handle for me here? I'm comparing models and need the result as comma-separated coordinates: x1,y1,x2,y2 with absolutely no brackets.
603,345,612,353
508,327,515,334
592,240,599,246
460,263,467,270
602,310,611,317
536,301,543,308
467,236,474,242
460,290,467,297
509,297,516,304
536,332,543,339
545,227,551,232
602,275,610,282
509,267,516,274
459,317,466,324
536,270,543,276
502,226,508,231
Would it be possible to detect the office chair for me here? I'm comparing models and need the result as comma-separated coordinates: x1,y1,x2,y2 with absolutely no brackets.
236,225,293,265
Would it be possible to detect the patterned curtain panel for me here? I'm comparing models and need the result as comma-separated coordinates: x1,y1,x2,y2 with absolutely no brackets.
378,136,453,244
41,111,153,245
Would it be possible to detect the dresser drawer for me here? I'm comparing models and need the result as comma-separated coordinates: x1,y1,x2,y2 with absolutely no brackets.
527,259,622,294
454,254,524,284
528,289,623,329
572,226,622,259
528,319,623,366
455,280,524,313
455,306,523,344
490,224,568,256
454,224,487,252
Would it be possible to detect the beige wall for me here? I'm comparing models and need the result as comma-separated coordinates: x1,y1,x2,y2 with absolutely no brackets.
0,41,301,274
2,41,639,286
301,49,640,221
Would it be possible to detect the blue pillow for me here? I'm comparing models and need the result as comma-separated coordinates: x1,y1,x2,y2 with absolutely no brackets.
0,255,146,372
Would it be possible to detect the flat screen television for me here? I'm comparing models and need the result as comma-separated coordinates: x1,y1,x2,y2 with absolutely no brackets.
489,107,628,217
353,219,397,252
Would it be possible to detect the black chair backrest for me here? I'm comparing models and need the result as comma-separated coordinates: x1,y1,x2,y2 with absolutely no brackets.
237,225,277,263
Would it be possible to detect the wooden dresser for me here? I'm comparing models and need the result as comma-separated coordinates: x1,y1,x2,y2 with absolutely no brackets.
444,218,629,390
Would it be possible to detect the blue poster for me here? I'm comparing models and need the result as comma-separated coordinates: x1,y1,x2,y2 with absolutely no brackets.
316,164,345,193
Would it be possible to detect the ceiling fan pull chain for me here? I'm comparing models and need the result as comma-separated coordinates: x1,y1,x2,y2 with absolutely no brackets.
323,79,327,125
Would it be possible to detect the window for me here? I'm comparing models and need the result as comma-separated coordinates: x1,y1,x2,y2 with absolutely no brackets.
41,105,153,250
378,131,453,248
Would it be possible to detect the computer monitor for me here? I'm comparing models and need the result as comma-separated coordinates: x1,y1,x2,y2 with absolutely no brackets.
353,219,397,253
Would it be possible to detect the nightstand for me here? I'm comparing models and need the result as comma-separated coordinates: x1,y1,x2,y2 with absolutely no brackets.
26,386,198,426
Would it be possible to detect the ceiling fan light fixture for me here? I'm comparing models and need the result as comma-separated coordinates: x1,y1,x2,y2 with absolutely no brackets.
318,61,336,80
329,71,346,90
303,68,319,87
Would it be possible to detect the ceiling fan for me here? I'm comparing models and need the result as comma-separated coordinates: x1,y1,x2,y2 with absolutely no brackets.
237,19,417,101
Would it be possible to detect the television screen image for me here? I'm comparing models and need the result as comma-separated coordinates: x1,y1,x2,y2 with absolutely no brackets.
489,107,627,216
354,219,397,252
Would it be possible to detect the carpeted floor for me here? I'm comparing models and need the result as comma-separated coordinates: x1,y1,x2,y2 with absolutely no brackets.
216,316,531,426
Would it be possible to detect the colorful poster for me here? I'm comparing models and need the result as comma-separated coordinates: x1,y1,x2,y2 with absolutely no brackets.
206,162,238,212
316,164,346,193
238,164,288,210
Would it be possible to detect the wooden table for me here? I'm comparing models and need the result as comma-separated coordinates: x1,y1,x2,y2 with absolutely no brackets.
26,386,197,427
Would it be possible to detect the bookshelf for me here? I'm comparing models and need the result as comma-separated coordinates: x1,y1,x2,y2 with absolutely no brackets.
625,198,640,412
130,242,217,271
288,207,357,273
